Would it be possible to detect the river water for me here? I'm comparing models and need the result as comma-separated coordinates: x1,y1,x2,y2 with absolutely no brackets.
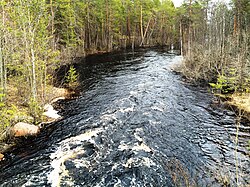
0,49,249,186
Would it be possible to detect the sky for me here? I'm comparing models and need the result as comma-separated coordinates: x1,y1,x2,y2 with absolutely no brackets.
172,0,231,7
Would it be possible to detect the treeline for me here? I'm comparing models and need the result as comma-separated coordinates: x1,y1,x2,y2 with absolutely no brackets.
181,0,250,94
0,0,181,129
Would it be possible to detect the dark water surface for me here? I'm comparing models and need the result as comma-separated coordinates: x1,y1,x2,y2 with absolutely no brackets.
0,49,249,186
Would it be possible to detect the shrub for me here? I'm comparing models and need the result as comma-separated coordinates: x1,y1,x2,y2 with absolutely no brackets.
66,65,79,89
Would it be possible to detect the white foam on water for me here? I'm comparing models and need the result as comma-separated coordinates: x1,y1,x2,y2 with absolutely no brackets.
111,163,120,171
100,113,117,121
119,107,134,113
124,157,156,168
143,112,150,115
151,106,164,112
23,173,47,187
118,129,152,154
149,120,161,125
113,178,122,187
130,91,138,95
118,142,151,153
131,177,137,187
134,132,143,142
47,128,102,187
133,143,152,153
141,157,156,167
76,117,93,125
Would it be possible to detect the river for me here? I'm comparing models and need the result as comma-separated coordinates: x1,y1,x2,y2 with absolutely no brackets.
0,49,249,186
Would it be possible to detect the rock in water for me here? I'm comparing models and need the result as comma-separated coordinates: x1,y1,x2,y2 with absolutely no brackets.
43,104,61,119
11,122,39,137
0,153,4,161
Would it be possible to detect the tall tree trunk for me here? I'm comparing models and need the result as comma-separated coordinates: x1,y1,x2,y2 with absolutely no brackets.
31,32,37,101
180,21,183,55
0,6,6,98
140,15,152,46
50,0,56,50
188,0,192,57
0,38,3,96
127,8,131,45
140,5,144,46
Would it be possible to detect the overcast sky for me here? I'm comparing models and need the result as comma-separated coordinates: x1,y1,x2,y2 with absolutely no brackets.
172,0,231,7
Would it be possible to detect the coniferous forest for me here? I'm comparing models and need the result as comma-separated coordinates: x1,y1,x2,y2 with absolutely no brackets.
0,0,249,145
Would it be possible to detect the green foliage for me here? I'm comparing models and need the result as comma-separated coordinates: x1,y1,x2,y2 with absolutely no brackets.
0,107,15,130
209,75,234,93
0,100,4,108
55,0,78,47
0,104,27,131
66,65,79,89
210,63,250,94
209,75,227,91
0,88,5,108
28,98,42,124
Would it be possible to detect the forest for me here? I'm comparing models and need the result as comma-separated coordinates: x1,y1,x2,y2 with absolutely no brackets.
0,0,249,137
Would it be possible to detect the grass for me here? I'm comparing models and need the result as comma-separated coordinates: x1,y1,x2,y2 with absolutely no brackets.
228,93,250,113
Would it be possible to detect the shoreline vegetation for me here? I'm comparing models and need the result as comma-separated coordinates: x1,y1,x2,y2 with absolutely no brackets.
227,93,250,118
0,0,249,164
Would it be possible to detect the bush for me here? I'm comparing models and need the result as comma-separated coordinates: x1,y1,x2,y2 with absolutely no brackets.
182,34,250,94
66,65,79,89
28,98,42,124
181,45,218,84
0,104,28,133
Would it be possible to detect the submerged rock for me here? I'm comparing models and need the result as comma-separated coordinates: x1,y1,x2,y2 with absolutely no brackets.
11,122,39,137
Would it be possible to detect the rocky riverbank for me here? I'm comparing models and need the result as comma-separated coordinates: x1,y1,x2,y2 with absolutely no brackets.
0,87,71,161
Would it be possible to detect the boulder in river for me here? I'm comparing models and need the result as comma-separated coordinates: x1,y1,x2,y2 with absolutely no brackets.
11,122,39,137
0,153,4,161
43,104,61,120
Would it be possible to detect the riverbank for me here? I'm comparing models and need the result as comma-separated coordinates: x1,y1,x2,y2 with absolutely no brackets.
223,93,250,120
0,85,71,161
178,47,250,120
177,55,250,155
